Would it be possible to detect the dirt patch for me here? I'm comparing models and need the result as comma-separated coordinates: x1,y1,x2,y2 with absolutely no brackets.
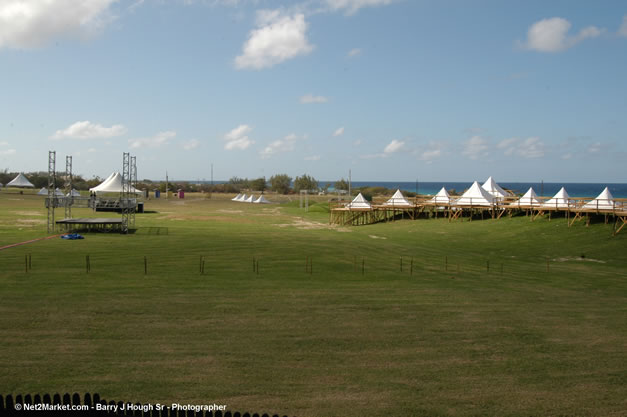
14,211,44,216
164,214,253,223
369,235,387,240
553,257,606,264
17,219,46,225
217,209,243,214
276,218,350,232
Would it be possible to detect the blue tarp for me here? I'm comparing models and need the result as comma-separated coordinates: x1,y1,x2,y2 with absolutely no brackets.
61,233,84,240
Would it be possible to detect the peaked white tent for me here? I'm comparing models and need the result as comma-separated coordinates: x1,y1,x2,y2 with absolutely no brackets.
346,193,372,209
66,189,81,197
37,187,48,196
54,188,65,196
510,187,541,208
253,195,271,204
231,193,243,201
383,189,412,207
582,187,621,211
244,194,254,203
89,172,141,194
454,181,496,207
236,194,247,202
428,187,452,205
7,173,34,188
481,176,508,198
543,187,573,209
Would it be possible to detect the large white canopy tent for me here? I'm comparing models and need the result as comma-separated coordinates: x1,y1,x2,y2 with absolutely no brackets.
382,189,412,207
231,193,243,201
7,173,34,188
346,193,372,209
582,187,621,211
253,195,271,204
543,187,573,209
454,181,496,207
244,194,254,203
510,187,541,208
37,187,48,196
89,172,142,194
428,187,452,205
481,176,508,199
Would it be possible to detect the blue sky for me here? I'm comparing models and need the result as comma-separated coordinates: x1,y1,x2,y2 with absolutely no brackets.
1,0,626,183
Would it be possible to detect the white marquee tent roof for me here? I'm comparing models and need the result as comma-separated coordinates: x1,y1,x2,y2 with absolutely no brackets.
66,189,81,197
37,187,48,195
543,187,573,209
89,172,142,194
582,187,621,211
244,194,254,203
7,173,34,188
231,193,242,201
54,188,65,196
510,187,541,208
254,195,271,204
383,189,412,207
454,181,496,207
346,193,372,209
429,187,452,205
481,176,508,198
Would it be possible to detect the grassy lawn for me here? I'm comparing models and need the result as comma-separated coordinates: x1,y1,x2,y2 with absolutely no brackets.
1,191,626,416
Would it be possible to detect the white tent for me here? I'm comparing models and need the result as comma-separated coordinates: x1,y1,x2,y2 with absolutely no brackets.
89,172,142,194
54,188,65,196
253,195,271,204
543,187,573,209
66,189,81,197
231,193,242,201
428,187,452,205
582,187,621,211
244,194,254,203
37,187,48,196
481,176,508,198
510,187,541,208
383,189,412,207
454,181,496,207
346,193,372,209
237,194,247,202
7,173,34,188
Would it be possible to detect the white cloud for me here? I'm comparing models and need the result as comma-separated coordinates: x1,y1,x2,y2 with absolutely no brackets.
304,155,320,161
417,141,445,162
353,139,362,146
463,136,489,159
235,11,313,70
129,131,176,149
384,139,405,154
561,153,573,160
517,137,545,158
347,48,361,57
0,141,9,146
260,133,303,158
333,127,345,137
223,124,254,150
359,153,385,159
0,149,16,156
497,137,545,158
182,139,200,151
300,94,328,104
619,15,627,37
522,17,602,52
51,121,127,140
325,0,396,15
0,0,118,49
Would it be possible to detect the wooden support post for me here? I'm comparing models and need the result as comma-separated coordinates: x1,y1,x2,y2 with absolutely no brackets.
28,254,32,270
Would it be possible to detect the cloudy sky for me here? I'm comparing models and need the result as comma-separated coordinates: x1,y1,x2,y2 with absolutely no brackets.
1,0,626,182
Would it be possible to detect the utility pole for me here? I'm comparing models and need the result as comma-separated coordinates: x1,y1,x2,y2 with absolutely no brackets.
348,169,351,198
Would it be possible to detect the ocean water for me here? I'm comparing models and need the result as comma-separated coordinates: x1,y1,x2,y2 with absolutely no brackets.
332,181,627,198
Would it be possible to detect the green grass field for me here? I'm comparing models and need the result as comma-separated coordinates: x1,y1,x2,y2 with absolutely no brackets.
1,191,626,416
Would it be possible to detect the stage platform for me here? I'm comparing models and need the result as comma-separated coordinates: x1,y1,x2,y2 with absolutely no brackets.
56,218,123,233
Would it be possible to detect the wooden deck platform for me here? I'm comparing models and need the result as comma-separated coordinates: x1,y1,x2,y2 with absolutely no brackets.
56,218,123,233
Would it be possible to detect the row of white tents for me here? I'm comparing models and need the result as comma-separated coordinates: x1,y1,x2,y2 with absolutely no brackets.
231,193,271,204
346,177,623,211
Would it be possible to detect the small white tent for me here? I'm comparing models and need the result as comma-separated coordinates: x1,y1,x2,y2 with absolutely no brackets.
510,187,541,208
7,173,34,188
37,187,48,195
346,193,372,209
253,195,271,204
54,188,65,196
89,172,142,194
583,187,621,211
244,194,254,203
66,189,81,197
428,187,452,205
237,194,247,202
454,181,496,207
231,193,242,201
481,176,508,198
383,189,412,207
543,187,573,209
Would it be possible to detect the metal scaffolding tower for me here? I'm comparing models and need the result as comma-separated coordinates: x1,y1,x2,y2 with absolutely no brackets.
130,155,137,228
47,151,56,233
121,152,131,233
65,155,73,219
